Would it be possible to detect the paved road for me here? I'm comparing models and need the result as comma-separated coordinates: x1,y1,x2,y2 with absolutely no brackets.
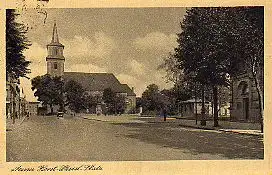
6,115,263,161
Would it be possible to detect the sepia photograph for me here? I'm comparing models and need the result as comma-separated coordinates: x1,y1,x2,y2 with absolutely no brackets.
5,6,264,164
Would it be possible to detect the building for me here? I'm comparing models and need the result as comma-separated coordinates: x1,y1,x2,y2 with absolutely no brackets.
6,74,21,119
179,99,212,118
28,102,40,116
230,70,263,122
179,98,230,119
45,22,136,114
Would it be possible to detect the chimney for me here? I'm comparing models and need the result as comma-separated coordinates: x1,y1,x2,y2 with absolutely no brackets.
131,87,134,92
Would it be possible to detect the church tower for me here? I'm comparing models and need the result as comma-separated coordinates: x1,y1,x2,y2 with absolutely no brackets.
46,22,65,77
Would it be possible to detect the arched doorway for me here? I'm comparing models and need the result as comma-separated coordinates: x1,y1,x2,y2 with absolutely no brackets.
238,81,249,120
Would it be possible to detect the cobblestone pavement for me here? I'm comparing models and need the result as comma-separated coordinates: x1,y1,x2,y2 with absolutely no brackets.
6,115,263,161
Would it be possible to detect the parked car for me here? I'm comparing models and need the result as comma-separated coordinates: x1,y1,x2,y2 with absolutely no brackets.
57,112,64,118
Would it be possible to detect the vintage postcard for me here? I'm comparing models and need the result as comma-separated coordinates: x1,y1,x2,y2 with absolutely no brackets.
1,0,271,174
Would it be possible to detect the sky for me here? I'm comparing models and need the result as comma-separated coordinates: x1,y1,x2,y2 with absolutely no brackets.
17,8,187,101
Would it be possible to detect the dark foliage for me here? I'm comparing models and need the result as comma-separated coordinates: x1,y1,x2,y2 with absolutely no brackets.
64,80,84,113
31,74,64,113
6,9,31,79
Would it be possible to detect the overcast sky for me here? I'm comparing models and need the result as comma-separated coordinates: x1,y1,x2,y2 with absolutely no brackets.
17,8,187,101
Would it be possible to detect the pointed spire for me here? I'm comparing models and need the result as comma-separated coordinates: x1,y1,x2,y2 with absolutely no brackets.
51,21,59,43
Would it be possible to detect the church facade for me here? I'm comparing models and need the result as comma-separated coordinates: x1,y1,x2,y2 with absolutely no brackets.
45,23,136,114
230,68,263,122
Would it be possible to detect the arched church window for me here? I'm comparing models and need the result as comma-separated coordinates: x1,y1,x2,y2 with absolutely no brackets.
242,84,249,94
238,81,249,95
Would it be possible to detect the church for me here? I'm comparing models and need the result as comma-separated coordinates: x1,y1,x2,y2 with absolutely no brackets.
45,22,136,114
230,68,263,122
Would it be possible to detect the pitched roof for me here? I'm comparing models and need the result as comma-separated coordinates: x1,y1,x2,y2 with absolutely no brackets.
120,84,136,96
63,72,136,96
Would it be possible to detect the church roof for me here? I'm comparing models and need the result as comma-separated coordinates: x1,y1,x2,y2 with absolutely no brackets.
63,72,136,96
119,84,136,96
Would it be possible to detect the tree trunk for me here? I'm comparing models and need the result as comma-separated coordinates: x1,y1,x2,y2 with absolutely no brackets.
12,112,15,124
213,85,219,127
201,85,206,126
252,71,264,133
50,104,53,114
195,84,198,125
230,78,234,121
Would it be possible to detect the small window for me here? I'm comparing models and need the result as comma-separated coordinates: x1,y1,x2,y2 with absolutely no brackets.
54,62,58,69
53,48,58,55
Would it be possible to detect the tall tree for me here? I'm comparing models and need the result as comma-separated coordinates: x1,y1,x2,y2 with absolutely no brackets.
141,84,160,112
115,95,126,115
165,7,263,127
141,84,170,114
176,8,234,127
64,80,84,113
103,88,116,114
6,9,31,79
31,74,64,114
82,93,100,112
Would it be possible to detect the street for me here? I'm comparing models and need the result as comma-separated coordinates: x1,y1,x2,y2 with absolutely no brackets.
6,115,263,161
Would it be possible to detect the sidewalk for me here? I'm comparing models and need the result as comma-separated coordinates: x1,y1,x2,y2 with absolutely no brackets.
6,116,27,131
176,118,262,136
79,114,263,136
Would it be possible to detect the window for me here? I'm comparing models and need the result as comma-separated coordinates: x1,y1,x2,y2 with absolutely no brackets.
238,81,249,95
53,62,58,69
52,48,58,55
242,84,249,94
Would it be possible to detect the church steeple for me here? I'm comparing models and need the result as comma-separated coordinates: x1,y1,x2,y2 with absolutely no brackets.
46,22,65,77
51,21,59,43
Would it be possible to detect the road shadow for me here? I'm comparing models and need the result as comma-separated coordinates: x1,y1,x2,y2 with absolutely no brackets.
113,122,264,159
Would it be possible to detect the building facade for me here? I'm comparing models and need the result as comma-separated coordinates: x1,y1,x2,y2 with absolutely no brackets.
6,74,21,119
28,102,40,116
230,71,263,122
179,99,212,118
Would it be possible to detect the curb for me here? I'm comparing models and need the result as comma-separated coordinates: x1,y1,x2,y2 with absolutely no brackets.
80,116,263,137
218,129,263,136
178,124,262,136
82,117,102,122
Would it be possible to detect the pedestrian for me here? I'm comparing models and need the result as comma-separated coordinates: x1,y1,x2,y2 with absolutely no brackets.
163,107,167,121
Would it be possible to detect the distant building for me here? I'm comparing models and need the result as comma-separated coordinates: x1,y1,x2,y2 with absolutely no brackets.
179,99,212,118
28,102,40,116
179,98,230,119
44,22,136,114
